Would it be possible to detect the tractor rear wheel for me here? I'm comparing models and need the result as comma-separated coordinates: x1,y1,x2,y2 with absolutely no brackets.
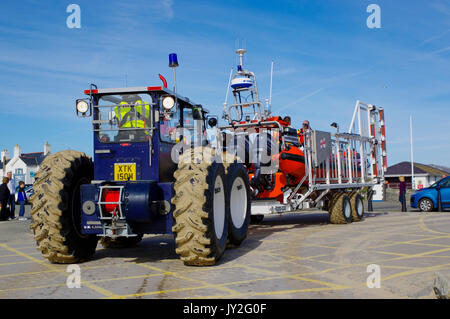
350,192,365,221
100,235,143,248
30,150,98,263
172,147,228,266
329,193,353,224
225,161,251,247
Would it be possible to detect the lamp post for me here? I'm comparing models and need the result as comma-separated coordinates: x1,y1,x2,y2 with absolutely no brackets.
410,114,414,190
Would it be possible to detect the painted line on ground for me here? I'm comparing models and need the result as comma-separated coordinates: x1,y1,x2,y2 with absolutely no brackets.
0,243,120,298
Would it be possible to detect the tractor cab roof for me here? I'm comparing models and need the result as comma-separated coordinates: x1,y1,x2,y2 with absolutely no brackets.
84,86,209,113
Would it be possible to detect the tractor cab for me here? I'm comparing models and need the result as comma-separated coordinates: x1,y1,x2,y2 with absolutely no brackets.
72,84,210,239
77,85,208,182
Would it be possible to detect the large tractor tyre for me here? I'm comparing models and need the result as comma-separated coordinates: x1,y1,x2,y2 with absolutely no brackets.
329,193,353,224
29,150,98,263
418,198,434,212
350,192,365,222
172,148,228,266
225,162,251,247
100,235,143,249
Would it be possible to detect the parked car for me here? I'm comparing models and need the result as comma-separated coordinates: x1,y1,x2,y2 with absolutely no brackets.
15,184,34,204
410,176,450,212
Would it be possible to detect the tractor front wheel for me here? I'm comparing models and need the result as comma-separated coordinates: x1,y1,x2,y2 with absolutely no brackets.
172,148,228,266
30,150,98,263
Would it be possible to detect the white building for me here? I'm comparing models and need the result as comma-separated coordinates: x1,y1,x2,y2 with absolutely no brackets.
0,142,51,185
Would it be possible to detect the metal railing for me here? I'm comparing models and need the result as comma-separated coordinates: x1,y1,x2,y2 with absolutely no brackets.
287,101,386,206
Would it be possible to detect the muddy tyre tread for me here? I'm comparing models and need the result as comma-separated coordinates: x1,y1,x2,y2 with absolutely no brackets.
30,150,98,264
329,193,352,224
328,191,343,214
171,147,226,266
350,192,364,222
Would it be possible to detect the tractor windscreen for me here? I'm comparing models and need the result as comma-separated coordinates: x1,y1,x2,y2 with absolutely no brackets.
94,94,154,143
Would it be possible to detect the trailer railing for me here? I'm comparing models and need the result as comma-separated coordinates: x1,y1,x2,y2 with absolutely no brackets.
286,100,386,208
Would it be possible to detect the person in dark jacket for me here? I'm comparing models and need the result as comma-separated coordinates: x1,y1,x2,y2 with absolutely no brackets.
6,172,15,220
17,181,28,221
0,177,11,221
399,176,407,212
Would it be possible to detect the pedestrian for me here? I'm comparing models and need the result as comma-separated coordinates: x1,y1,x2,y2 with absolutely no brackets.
6,172,16,220
399,176,407,212
17,181,28,221
206,117,220,149
297,120,311,146
0,177,11,221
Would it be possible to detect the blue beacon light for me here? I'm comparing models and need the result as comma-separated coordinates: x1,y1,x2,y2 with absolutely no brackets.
168,53,179,93
169,53,179,68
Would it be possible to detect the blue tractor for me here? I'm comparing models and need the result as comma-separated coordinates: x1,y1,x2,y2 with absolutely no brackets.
30,56,251,266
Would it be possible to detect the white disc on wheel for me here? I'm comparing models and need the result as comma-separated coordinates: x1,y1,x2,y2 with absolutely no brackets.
357,197,364,216
213,175,226,239
344,198,351,219
230,176,248,229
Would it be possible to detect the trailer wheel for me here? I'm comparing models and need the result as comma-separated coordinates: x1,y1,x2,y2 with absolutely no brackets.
225,162,251,246
172,147,228,266
100,235,143,249
329,193,353,224
350,192,364,221
29,150,98,263
328,191,343,214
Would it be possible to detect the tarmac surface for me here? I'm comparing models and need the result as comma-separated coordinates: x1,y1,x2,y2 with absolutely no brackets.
0,202,449,299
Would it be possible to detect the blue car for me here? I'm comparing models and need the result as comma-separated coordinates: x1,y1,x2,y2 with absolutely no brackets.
410,176,450,212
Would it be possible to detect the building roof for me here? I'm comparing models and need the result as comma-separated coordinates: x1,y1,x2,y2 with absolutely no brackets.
21,152,44,158
428,164,450,174
20,152,45,166
386,161,449,177
20,157,39,166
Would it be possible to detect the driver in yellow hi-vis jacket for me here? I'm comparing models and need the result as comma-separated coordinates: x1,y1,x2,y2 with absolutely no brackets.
114,95,151,131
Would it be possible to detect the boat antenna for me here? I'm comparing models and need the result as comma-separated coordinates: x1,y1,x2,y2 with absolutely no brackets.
269,60,274,115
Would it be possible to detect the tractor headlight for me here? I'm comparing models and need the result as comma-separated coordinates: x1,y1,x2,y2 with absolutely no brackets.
162,96,175,111
76,100,89,114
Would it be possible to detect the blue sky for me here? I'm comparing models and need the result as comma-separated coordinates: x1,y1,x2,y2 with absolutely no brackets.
0,0,449,166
